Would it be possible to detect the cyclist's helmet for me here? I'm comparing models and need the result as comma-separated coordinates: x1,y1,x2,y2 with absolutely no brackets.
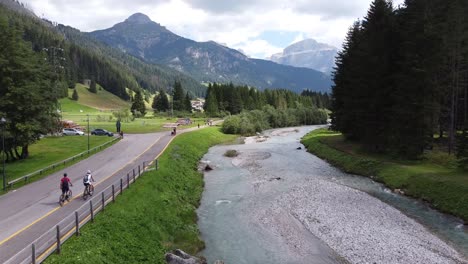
87,170,91,174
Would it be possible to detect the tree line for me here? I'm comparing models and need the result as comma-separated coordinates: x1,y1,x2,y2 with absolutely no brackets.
331,0,468,162
204,83,330,116
151,81,192,114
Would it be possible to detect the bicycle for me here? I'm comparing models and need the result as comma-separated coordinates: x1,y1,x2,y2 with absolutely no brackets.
83,184,94,200
59,189,72,206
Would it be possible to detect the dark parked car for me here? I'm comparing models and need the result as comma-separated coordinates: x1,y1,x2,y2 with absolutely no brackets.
91,128,114,136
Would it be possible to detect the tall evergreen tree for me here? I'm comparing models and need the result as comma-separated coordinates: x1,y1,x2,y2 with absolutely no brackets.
71,88,79,101
184,92,192,112
152,89,169,112
172,80,185,111
89,79,97,93
131,91,146,116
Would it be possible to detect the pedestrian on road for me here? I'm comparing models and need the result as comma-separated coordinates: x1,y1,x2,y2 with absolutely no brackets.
116,120,121,133
60,173,72,199
119,130,124,139
198,123,200,128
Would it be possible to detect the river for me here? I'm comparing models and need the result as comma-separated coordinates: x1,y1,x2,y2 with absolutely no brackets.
197,126,468,264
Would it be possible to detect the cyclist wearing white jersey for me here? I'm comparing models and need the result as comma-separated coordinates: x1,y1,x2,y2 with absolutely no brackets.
83,170,95,191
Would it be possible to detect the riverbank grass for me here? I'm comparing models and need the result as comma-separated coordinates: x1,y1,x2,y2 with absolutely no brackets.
301,129,468,222
45,127,237,263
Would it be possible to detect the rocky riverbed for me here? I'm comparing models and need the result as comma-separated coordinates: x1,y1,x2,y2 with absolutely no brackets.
198,126,468,264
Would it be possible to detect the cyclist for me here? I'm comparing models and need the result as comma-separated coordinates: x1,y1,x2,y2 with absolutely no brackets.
60,173,73,200
83,170,95,194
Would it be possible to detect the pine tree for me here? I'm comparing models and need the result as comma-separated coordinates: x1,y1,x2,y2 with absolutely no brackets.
152,89,170,113
71,88,79,101
205,91,219,115
89,79,97,93
131,91,146,116
331,21,363,138
184,92,192,112
172,81,185,111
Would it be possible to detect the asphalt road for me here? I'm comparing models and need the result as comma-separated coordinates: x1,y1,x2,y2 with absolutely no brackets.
0,126,201,263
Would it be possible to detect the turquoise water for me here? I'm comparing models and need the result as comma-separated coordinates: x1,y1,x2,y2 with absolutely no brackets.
197,126,467,263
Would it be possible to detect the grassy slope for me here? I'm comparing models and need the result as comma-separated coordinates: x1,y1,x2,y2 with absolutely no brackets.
45,127,237,263
301,129,468,222
69,83,129,110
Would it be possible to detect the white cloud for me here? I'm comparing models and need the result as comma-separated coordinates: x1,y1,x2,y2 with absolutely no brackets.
19,0,406,58
233,39,283,59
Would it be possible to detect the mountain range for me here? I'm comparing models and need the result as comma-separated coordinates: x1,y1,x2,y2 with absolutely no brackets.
269,39,338,74
89,13,333,93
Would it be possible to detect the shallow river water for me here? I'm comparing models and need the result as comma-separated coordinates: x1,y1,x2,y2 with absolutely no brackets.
197,126,468,264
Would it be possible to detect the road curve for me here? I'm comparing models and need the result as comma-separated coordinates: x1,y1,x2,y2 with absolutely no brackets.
0,126,204,263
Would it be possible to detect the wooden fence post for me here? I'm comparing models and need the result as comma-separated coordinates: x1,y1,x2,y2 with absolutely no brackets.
75,211,79,236
112,184,115,202
127,173,130,189
90,200,94,222
101,192,105,211
56,225,61,254
32,244,36,264
120,178,123,194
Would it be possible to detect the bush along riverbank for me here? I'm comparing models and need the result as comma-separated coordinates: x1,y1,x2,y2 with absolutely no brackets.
45,127,237,264
301,128,468,223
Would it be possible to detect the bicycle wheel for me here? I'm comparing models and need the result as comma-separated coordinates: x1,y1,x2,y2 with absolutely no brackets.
83,187,88,200
89,185,94,196
59,194,64,206
67,190,72,201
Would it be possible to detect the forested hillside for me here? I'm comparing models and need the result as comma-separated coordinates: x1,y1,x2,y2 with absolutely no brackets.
331,0,468,162
203,83,330,116
57,25,206,97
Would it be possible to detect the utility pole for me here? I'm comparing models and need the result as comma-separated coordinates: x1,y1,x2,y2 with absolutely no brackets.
1,117,6,190
87,114,90,153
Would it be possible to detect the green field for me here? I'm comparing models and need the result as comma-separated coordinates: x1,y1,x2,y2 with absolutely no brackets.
45,127,237,263
60,85,208,134
1,136,115,192
301,129,468,221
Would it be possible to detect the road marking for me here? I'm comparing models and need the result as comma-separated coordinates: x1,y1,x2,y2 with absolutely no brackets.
0,206,61,246
0,133,164,247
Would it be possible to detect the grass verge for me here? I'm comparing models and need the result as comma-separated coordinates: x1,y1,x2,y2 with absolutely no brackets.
1,136,116,194
301,128,468,222
45,127,237,263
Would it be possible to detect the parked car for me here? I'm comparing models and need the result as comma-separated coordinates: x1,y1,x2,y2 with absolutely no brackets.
62,128,85,136
91,128,114,137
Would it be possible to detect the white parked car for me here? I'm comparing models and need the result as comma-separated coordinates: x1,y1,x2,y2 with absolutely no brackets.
62,128,85,136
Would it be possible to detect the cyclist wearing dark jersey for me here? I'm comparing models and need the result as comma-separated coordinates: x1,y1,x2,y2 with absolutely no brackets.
60,173,73,197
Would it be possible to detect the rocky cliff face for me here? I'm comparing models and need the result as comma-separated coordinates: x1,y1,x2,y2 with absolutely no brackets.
89,13,333,92
270,39,338,74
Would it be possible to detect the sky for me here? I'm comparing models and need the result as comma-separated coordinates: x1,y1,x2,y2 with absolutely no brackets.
20,0,405,59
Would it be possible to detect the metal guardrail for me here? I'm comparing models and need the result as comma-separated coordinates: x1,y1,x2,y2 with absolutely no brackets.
4,159,158,264
7,137,120,188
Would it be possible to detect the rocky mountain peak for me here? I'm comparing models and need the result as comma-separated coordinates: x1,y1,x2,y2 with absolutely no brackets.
270,38,337,74
125,13,152,24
